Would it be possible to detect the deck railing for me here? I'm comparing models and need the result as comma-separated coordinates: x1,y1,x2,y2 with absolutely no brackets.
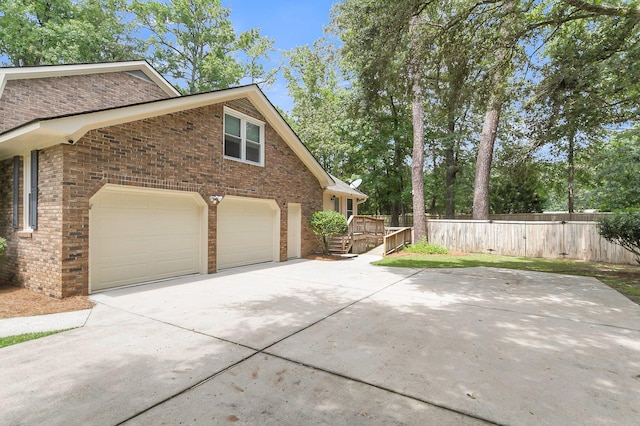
330,215,386,254
383,227,413,256
349,215,385,236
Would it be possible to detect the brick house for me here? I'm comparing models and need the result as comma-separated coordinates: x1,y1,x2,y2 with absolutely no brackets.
0,61,361,297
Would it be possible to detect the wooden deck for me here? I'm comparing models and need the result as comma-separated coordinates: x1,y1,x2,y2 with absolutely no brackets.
329,215,387,254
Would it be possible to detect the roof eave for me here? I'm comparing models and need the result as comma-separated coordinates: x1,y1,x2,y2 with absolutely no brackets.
0,60,180,98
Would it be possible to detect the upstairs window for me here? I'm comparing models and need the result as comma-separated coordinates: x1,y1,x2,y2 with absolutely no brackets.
224,107,265,166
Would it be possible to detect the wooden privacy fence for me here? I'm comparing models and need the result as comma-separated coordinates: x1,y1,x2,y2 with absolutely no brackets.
427,220,638,265
373,212,613,227
383,227,413,256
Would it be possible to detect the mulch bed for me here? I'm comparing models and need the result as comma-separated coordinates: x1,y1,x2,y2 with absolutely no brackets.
0,284,94,319
304,253,353,261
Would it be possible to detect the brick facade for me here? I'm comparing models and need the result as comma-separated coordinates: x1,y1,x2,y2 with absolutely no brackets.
0,98,323,297
0,71,171,133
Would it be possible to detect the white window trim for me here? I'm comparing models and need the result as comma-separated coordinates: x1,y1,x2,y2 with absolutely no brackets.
223,106,265,167
22,153,32,231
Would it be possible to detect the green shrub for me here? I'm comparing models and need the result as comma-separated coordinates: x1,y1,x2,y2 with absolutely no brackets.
308,211,348,255
598,209,640,264
404,238,448,254
0,237,6,258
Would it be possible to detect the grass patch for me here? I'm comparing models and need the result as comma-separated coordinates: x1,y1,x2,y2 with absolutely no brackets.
373,253,640,305
0,329,70,349
403,239,448,255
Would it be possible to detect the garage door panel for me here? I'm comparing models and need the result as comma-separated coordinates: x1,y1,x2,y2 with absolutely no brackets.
217,198,278,270
90,187,204,292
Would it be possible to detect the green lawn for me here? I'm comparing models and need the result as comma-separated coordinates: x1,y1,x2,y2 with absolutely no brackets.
373,253,640,304
0,329,69,349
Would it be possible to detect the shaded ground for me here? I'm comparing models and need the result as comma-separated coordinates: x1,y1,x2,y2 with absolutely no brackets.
0,284,94,319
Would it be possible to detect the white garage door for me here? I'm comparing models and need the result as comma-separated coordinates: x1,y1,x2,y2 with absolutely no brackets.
217,197,279,269
90,186,205,292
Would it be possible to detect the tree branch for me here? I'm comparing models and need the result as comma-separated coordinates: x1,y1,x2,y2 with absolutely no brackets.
562,0,640,17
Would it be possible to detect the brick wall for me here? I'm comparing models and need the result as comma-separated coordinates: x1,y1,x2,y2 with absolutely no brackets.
0,148,65,297
48,98,322,295
0,71,171,133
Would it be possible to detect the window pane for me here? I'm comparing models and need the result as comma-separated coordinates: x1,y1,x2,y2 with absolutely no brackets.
246,122,260,143
224,135,241,158
246,141,260,163
225,114,241,137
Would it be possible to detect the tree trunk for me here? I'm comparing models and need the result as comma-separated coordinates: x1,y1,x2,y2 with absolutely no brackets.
409,17,426,241
428,140,438,214
472,100,502,219
567,129,576,215
445,146,457,218
471,1,514,220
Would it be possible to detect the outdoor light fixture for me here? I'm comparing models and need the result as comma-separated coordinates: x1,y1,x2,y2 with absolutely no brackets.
209,195,223,204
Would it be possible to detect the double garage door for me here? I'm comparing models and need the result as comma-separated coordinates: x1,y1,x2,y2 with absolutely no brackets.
89,186,279,292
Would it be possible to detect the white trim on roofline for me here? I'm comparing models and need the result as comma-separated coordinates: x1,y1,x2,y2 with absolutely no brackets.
0,85,334,188
0,60,180,98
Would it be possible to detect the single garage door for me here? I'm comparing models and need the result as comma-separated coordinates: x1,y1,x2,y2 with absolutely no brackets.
90,185,206,292
217,197,279,269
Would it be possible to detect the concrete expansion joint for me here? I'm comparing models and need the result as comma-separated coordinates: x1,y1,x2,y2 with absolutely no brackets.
259,350,502,426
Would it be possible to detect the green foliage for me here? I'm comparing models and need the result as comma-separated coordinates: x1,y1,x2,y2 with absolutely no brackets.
283,40,355,175
308,211,348,255
0,329,69,349
598,209,640,264
404,238,448,255
592,131,640,211
0,237,7,257
131,0,274,94
0,0,138,66
490,143,545,214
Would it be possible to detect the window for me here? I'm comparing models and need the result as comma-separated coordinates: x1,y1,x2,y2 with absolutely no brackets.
347,198,354,218
224,107,265,166
22,151,38,230
12,156,19,229
333,196,340,213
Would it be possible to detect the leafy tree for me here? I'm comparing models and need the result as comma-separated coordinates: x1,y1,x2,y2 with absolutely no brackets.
0,0,137,66
308,211,348,255
598,209,640,264
283,40,354,174
529,7,640,213
332,0,432,240
592,130,640,211
348,89,413,225
131,0,275,94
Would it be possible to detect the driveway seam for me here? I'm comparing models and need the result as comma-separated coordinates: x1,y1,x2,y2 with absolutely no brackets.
261,351,501,425
113,269,429,424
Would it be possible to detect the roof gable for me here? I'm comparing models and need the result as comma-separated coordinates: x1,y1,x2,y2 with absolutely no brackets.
0,60,180,98
0,84,334,188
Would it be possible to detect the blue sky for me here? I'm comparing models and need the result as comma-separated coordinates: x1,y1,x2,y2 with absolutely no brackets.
225,0,337,111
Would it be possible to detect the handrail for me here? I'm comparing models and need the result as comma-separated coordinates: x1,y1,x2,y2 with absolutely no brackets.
383,227,413,256
349,215,385,235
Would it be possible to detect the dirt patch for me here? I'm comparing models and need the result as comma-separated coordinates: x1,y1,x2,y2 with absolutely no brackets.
388,250,468,257
0,284,94,319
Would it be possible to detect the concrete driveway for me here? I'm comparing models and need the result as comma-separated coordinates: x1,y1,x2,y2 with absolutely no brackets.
1,253,639,425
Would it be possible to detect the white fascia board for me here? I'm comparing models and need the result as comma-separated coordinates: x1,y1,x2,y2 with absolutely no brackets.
0,61,180,97
0,74,7,98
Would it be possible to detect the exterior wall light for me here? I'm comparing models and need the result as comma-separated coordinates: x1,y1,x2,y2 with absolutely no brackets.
209,195,223,204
